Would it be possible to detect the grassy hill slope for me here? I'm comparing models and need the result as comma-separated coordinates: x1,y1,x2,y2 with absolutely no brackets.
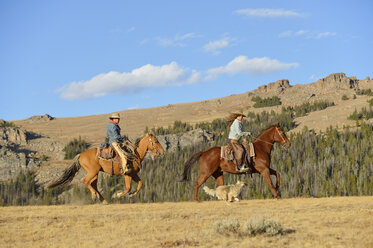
1,196,372,248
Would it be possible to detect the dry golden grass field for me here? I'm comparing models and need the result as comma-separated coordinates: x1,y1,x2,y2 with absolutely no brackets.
1,196,372,248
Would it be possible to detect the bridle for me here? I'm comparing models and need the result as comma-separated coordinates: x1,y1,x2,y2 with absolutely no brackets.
148,136,160,157
253,126,289,149
275,126,288,148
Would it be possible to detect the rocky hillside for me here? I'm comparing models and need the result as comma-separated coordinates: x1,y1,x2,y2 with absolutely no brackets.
12,73,373,145
1,72,372,183
0,119,65,181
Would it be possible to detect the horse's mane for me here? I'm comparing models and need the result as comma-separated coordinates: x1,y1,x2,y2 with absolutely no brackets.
134,133,154,147
259,124,278,134
135,138,141,147
253,124,278,140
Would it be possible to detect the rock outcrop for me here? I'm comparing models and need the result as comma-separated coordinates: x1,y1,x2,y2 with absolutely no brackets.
0,126,27,145
314,73,359,91
256,79,291,94
0,124,44,181
27,114,54,123
0,146,27,181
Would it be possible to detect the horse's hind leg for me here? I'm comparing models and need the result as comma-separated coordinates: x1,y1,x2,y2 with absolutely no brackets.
260,168,280,199
193,174,210,202
269,168,280,190
90,175,106,203
82,173,101,202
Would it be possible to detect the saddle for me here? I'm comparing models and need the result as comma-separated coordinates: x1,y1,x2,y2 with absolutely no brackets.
97,142,138,175
220,142,255,161
97,142,120,162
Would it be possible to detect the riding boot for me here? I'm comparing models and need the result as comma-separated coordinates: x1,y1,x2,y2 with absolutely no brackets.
234,159,246,172
120,159,129,175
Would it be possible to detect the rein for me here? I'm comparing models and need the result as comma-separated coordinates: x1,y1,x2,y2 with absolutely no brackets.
253,127,288,148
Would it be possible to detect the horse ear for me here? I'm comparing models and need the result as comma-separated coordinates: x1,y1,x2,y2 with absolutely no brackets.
277,122,280,127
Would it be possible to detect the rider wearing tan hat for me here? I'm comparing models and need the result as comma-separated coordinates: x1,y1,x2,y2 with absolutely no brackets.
107,113,129,174
227,110,251,172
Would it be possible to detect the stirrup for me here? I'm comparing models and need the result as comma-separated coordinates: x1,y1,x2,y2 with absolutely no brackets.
238,165,249,173
120,166,129,175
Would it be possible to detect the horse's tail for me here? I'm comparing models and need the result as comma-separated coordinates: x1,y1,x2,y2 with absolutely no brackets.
180,151,204,182
47,154,81,189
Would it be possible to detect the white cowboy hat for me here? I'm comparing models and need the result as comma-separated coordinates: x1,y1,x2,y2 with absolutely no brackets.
109,113,121,119
231,110,246,117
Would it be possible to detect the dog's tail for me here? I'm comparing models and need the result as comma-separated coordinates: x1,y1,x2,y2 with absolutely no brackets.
203,186,216,197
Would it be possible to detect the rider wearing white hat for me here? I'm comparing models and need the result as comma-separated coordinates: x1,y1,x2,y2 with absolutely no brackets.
227,110,251,172
107,113,129,174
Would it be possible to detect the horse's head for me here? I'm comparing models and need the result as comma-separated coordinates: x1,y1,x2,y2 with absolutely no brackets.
144,132,165,158
273,123,291,149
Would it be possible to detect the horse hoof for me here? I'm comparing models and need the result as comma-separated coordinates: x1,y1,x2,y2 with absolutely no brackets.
111,192,122,199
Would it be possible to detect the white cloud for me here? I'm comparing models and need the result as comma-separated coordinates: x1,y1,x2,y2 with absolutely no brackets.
235,8,303,18
280,30,336,39
295,30,306,36
316,32,336,39
203,36,233,55
279,30,293,37
279,30,307,38
59,62,202,100
176,33,200,40
156,37,183,47
59,56,299,100
156,32,201,47
207,56,299,76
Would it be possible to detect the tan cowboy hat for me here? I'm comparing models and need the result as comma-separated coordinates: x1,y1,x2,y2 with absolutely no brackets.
109,113,120,119
231,110,246,117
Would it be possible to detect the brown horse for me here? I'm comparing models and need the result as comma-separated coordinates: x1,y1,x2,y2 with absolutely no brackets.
181,123,291,201
47,133,164,203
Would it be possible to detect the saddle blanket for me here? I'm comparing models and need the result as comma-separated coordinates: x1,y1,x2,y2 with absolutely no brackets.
221,142,255,160
97,145,118,161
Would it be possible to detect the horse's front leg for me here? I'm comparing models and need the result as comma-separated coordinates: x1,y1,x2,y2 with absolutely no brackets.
260,168,280,199
128,174,142,198
112,175,132,199
269,168,280,190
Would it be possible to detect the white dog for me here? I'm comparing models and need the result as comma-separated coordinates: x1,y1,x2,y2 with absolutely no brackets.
203,181,247,202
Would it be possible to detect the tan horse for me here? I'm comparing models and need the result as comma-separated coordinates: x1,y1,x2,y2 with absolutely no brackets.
47,133,164,203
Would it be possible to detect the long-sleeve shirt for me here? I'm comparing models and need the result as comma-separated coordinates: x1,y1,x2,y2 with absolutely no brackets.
228,119,250,140
106,121,123,146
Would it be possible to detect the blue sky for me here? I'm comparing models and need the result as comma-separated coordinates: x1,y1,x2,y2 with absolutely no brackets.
1,0,372,121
